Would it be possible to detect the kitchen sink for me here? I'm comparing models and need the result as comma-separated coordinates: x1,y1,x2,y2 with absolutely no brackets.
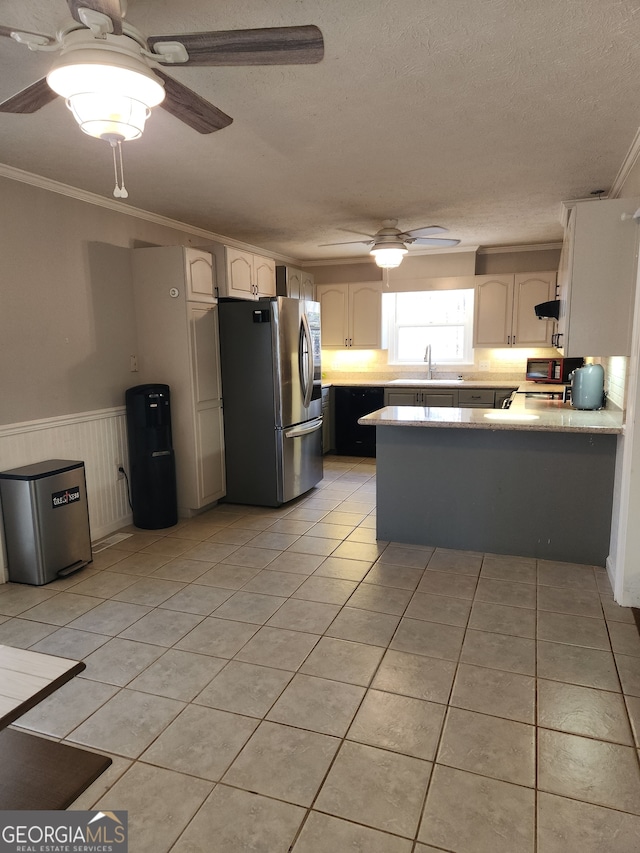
387,379,465,385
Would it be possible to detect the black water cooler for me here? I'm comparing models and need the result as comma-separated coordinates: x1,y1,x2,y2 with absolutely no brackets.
125,384,178,529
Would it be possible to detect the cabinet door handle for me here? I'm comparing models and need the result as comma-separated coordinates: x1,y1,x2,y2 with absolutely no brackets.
512,336,516,344
345,338,348,347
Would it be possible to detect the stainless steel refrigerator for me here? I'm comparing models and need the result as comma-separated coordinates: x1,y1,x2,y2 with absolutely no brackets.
218,297,323,506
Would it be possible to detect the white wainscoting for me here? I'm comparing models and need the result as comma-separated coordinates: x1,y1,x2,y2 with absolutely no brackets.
0,407,132,583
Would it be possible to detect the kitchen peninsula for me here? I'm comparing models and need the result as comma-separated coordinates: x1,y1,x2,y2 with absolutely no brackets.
359,392,623,566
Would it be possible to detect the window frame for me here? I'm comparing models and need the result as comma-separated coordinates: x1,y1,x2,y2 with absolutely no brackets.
383,288,475,366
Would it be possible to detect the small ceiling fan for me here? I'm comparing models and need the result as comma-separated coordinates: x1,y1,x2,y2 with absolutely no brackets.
0,1,324,196
320,219,461,268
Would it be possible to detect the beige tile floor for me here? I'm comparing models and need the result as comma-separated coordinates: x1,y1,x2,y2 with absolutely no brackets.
2,455,640,852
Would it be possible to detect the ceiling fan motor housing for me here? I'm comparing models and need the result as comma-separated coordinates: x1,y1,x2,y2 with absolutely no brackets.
47,30,163,97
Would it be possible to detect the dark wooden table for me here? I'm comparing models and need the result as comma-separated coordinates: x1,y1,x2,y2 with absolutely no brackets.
0,644,112,809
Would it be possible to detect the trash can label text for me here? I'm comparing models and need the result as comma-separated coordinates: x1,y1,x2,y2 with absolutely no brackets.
51,486,81,508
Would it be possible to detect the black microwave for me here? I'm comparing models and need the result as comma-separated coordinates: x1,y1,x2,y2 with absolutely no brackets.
526,357,584,383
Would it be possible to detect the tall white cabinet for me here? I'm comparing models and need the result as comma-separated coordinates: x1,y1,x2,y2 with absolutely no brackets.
556,198,640,356
132,247,225,515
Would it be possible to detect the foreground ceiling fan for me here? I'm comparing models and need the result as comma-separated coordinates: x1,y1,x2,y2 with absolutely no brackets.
321,219,461,268
0,0,324,196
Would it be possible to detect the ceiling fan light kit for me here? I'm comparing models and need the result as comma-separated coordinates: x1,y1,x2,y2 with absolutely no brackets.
370,243,408,268
46,33,165,142
321,219,461,268
0,1,324,198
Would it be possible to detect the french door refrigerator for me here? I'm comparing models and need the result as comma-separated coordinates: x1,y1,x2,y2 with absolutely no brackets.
218,296,323,506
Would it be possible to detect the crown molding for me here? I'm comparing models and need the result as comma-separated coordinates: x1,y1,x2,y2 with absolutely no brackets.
0,162,299,265
477,242,562,254
610,126,640,199
301,257,379,267
302,245,479,267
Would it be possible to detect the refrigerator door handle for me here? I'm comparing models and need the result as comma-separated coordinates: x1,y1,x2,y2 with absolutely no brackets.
299,312,314,408
284,417,323,439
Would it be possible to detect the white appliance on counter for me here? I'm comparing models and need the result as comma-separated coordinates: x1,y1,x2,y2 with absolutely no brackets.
570,364,606,410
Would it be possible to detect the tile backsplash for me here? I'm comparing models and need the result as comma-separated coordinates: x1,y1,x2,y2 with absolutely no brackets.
593,356,627,409
321,347,558,383
322,348,629,409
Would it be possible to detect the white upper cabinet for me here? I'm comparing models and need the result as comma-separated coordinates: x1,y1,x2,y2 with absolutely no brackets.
556,197,639,357
254,254,277,297
474,272,555,348
316,283,348,347
214,245,276,300
316,282,382,348
301,270,315,301
512,272,556,346
185,250,216,302
473,275,513,347
276,266,315,300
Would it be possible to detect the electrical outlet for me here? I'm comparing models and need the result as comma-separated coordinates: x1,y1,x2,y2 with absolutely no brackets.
479,360,490,371
130,355,138,372
116,463,124,480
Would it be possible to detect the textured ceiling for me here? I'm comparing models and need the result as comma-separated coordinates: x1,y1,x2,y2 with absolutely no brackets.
0,0,639,262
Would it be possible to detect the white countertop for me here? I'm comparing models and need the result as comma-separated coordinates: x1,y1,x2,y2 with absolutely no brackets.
358,387,623,434
324,378,520,389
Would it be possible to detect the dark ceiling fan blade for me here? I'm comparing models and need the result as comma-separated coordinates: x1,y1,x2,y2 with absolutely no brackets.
67,1,123,35
411,237,461,247
153,69,233,134
400,225,448,239
0,25,55,44
148,25,324,66
0,78,58,114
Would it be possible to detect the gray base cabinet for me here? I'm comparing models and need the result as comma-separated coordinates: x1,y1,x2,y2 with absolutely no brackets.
376,425,616,565
383,387,515,409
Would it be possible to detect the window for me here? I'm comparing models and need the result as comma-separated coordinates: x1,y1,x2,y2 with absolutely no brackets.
384,289,475,364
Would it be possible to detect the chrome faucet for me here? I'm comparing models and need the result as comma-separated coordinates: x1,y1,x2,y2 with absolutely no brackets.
424,344,434,379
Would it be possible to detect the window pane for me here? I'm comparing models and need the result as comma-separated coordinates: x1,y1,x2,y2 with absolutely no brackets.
396,327,431,361
386,288,474,365
396,291,470,325
397,326,465,361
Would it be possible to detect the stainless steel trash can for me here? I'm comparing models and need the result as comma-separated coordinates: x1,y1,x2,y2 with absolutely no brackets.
0,459,92,585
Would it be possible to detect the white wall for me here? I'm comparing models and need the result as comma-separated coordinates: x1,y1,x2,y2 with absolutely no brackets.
608,158,640,603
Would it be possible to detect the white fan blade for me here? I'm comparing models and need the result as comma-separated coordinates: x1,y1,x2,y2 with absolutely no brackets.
318,239,373,247
412,237,461,247
400,225,447,239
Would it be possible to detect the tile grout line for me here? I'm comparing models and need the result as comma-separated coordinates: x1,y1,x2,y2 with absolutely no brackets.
5,457,640,849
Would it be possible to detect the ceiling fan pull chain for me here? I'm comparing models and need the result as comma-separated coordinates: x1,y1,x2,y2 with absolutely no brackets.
111,140,122,198
117,141,128,199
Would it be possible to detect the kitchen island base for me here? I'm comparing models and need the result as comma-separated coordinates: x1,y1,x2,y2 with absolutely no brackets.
376,425,616,566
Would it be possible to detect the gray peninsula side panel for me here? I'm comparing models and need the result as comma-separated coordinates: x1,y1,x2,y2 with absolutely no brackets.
375,426,617,566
